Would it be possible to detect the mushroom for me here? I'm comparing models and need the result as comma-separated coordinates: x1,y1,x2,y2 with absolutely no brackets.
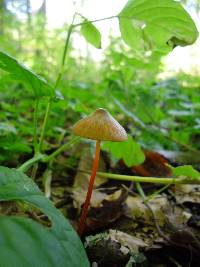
72,108,127,236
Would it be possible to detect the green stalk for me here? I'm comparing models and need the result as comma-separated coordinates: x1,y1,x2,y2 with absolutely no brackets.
94,171,196,184
18,137,80,172
38,14,76,154
145,183,171,202
73,15,117,27
38,99,52,152
54,15,76,90
33,99,39,154
136,182,146,199
18,154,44,173
27,17,75,174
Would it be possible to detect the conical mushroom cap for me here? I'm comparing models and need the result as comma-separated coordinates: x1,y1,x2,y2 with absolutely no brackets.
72,108,127,141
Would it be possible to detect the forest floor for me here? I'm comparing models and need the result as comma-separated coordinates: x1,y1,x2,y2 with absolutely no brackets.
1,143,200,267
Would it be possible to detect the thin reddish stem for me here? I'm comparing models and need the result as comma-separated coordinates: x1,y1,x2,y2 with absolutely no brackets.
77,140,101,236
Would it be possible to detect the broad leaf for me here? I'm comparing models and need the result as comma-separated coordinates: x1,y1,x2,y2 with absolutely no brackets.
0,51,55,98
172,165,200,180
81,20,101,49
0,166,89,267
119,18,144,51
102,135,145,167
119,0,198,52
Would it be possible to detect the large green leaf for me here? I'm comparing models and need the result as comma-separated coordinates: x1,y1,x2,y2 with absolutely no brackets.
118,18,144,52
0,166,89,267
172,165,200,180
102,135,145,167
0,51,55,98
80,20,101,49
119,0,198,52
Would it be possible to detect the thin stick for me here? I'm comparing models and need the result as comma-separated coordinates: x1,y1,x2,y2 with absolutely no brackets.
77,140,101,236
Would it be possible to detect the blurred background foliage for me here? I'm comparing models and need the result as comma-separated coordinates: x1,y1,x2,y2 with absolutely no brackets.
0,0,200,166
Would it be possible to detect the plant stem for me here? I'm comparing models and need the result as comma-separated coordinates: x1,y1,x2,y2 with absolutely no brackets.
73,15,117,27
33,99,39,154
54,14,76,90
38,99,52,152
135,182,146,199
38,14,76,154
94,171,193,184
77,140,101,236
31,99,40,180
18,136,80,173
18,154,44,173
145,183,171,202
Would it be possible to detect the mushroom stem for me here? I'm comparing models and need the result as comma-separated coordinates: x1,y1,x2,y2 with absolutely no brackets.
77,140,101,236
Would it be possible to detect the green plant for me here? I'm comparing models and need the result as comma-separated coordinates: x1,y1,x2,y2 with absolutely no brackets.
0,166,89,267
0,0,199,265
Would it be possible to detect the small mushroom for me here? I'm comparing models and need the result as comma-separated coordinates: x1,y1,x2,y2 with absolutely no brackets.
72,108,127,236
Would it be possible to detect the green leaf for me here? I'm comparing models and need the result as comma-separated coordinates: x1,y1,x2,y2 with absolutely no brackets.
119,0,198,52
80,20,101,49
119,18,144,51
172,165,200,180
0,166,89,267
102,135,145,167
0,51,55,98
0,134,32,154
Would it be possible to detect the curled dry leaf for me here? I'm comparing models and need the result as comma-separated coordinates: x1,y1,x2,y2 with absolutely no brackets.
174,184,200,204
126,195,169,227
108,229,148,252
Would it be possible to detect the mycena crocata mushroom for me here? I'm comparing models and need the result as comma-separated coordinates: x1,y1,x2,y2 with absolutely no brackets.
72,108,127,236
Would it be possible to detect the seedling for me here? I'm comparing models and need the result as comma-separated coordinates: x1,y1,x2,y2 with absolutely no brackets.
72,108,127,236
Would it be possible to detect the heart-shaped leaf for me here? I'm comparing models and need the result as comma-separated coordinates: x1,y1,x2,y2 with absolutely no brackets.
0,166,89,267
102,135,145,167
0,51,55,98
119,0,198,52
172,165,200,180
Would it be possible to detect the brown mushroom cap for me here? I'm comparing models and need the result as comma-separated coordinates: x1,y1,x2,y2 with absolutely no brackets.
72,108,127,141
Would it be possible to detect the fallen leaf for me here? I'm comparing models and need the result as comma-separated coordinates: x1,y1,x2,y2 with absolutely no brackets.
174,184,200,204
132,150,172,177
126,195,169,226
